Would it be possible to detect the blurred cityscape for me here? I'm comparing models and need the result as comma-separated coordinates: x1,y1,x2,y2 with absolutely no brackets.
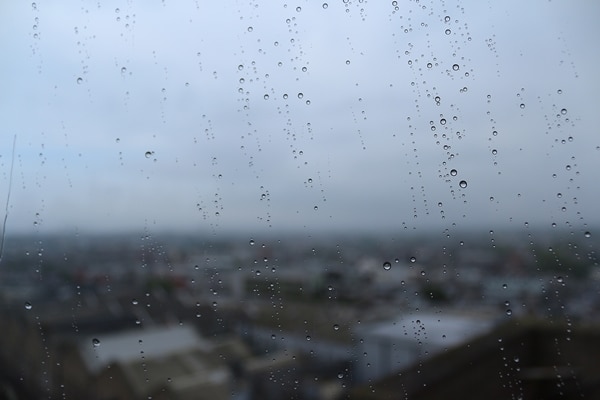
0,229,599,399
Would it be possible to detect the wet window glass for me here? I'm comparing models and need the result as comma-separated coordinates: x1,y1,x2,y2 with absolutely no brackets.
1,1,599,399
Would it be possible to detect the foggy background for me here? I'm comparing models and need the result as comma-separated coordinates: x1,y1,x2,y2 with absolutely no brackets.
1,0,599,235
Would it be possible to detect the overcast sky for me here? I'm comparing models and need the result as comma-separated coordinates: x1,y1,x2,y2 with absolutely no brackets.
1,0,599,236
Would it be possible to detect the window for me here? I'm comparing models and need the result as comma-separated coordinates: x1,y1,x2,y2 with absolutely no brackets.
1,1,599,399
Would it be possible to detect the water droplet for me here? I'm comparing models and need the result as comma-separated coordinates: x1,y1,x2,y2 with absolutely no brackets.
296,6,302,12
444,16,451,22
346,60,351,65
491,149,497,155
283,93,288,99
297,93,304,99
383,261,391,270
132,299,138,305
333,324,339,330
584,231,591,238
459,180,467,188
322,3,328,9
313,205,318,211
92,338,100,348
452,64,459,71
409,256,416,263
556,276,564,283
561,108,567,115
247,26,253,32
121,67,127,74
238,64,244,71
519,103,525,109
249,239,255,246
263,94,269,100
24,302,32,310
145,151,153,158
506,309,512,316
76,77,83,84
445,29,451,35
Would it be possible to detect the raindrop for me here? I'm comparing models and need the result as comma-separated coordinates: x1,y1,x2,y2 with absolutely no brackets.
144,151,153,158
444,16,451,22
440,118,446,125
450,169,457,176
445,29,451,35
333,324,340,331
306,335,311,341
452,64,459,71
346,60,351,65
298,93,304,99
121,67,127,74
283,93,288,99
76,77,83,84
491,149,497,155
296,6,302,12
584,231,591,238
322,3,328,9
249,239,255,246
247,26,253,32
383,261,391,270
561,108,567,115
519,103,525,109
263,94,269,100
556,276,564,283
25,302,32,310
132,299,138,305
92,338,100,348
238,64,244,71
313,205,318,211
506,309,512,316
409,256,416,263
459,180,468,188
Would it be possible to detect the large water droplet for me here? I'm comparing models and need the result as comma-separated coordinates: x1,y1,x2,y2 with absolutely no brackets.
584,231,591,238
452,64,459,71
450,169,457,176
459,180,467,188
25,302,32,310
322,3,328,8
76,77,83,84
382,261,391,270
92,338,101,348
144,151,153,158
